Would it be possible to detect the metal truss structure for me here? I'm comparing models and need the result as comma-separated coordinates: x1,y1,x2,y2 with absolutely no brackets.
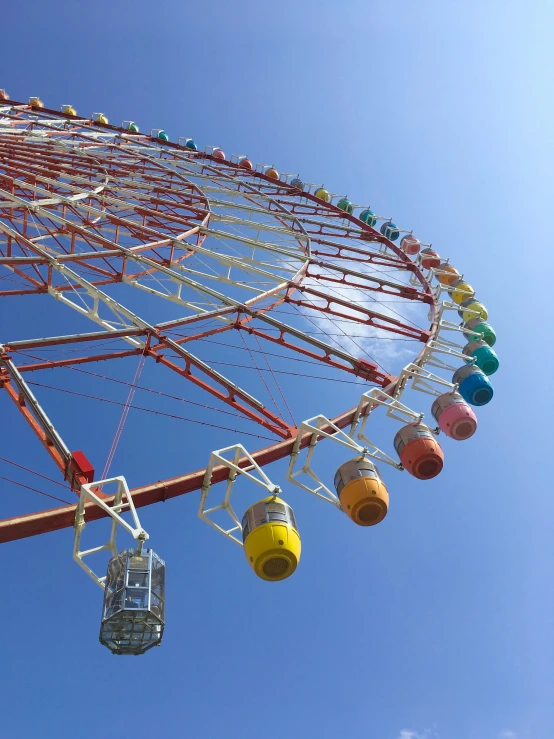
0,98,449,543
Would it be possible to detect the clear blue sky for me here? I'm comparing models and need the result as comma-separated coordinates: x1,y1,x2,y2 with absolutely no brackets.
1,2,553,739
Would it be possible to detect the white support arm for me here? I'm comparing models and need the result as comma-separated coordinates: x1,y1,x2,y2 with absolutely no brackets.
287,412,400,507
420,339,475,373
73,476,149,589
394,363,457,398
199,444,280,547
349,387,423,443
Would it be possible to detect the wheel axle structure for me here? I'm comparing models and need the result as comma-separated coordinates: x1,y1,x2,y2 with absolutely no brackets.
0,91,499,653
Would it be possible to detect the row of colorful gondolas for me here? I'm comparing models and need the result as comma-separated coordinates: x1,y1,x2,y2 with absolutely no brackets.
236,179,499,584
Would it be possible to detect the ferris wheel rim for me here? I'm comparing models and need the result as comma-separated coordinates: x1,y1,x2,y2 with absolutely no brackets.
0,371,418,544
0,98,441,542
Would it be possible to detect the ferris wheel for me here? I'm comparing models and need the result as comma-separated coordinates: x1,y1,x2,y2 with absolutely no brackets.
0,89,498,655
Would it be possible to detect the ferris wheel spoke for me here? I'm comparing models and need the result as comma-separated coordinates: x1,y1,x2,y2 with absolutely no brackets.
59,256,119,280
306,259,431,302
17,347,144,373
235,309,393,386
203,218,308,258
2,239,301,440
148,343,292,439
193,179,305,218
160,294,392,386
309,236,408,267
110,178,207,210
0,233,51,290
27,212,123,281
5,317,292,442
123,253,276,312
123,271,241,313
284,285,429,342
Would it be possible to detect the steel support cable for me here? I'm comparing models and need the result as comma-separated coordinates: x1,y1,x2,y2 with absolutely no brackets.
250,306,425,328
253,333,297,428
172,335,417,361
10,339,133,355
319,273,428,330
290,294,390,376
0,273,35,287
0,455,72,490
0,475,72,505
253,330,417,340
319,277,426,333
11,351,253,421
238,330,286,424
11,340,410,402
283,287,385,372
101,350,146,480
26,382,277,441
12,342,384,384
